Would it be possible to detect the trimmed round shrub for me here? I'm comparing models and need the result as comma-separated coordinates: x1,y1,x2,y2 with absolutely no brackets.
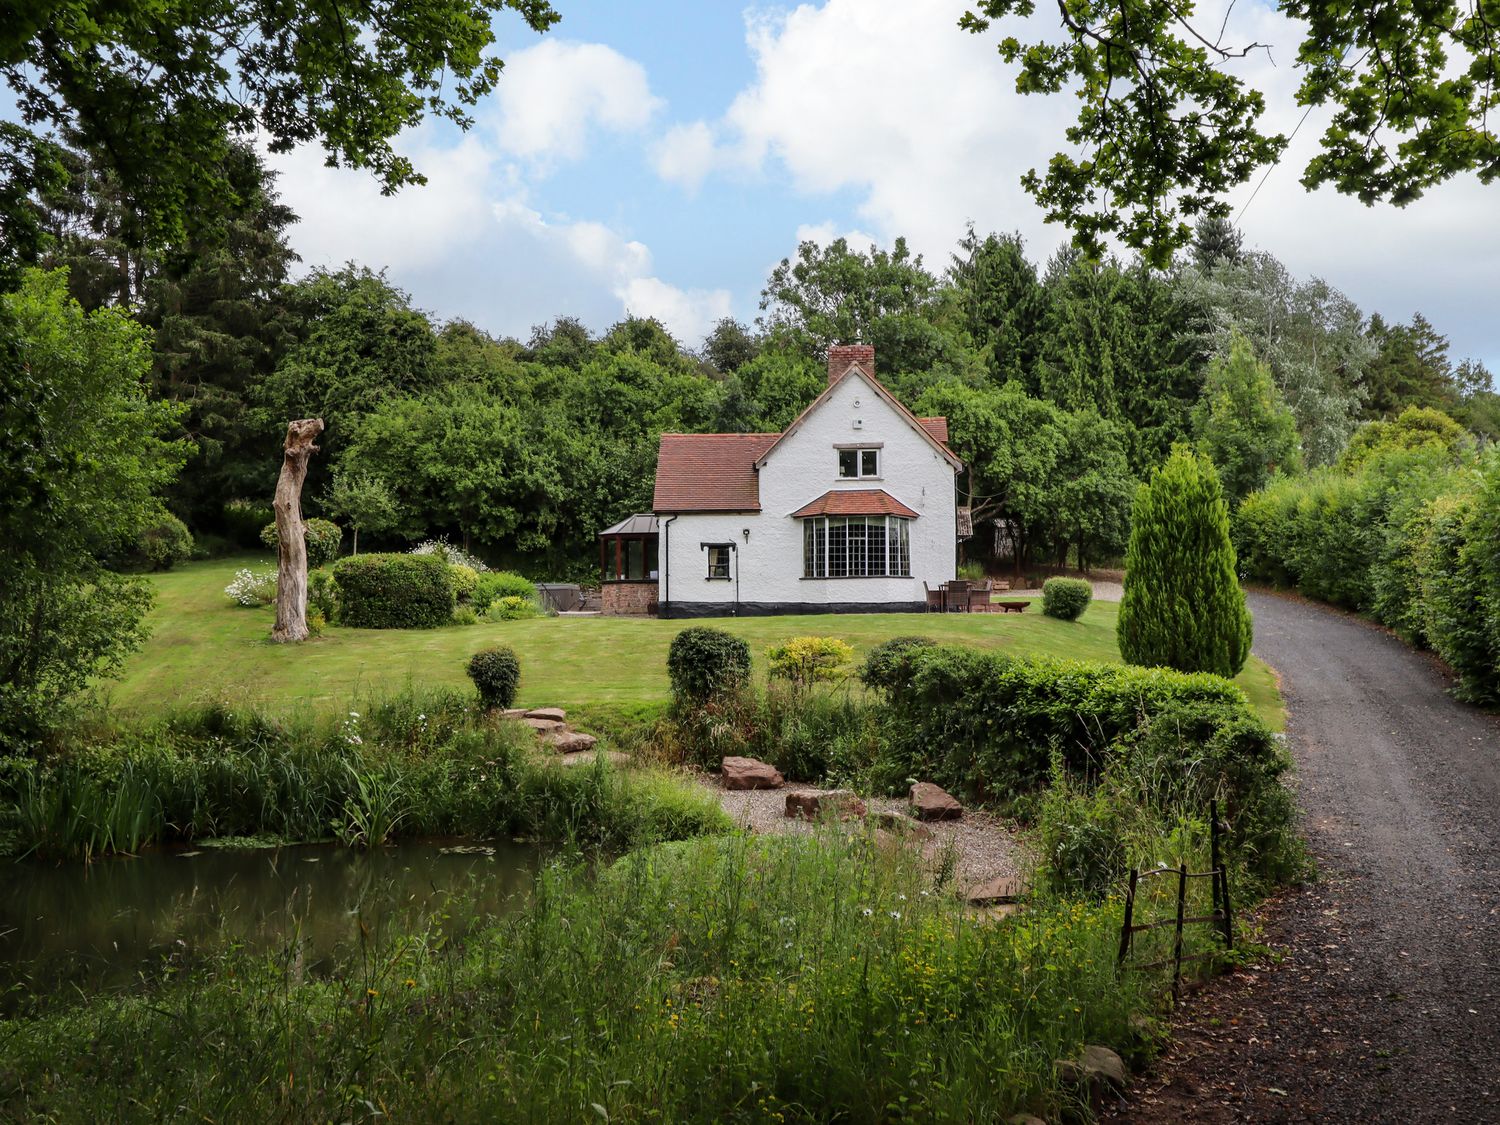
667,626,752,704
473,571,537,612
332,553,455,629
260,517,343,568
468,646,521,710
859,635,937,693
1118,447,1252,677
1041,577,1092,621
136,514,194,570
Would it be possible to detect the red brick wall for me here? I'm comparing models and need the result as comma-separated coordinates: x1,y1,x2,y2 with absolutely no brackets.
827,343,875,385
602,582,658,616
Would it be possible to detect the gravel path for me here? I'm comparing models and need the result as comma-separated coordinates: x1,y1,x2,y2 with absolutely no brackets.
709,784,1028,893
1110,592,1500,1123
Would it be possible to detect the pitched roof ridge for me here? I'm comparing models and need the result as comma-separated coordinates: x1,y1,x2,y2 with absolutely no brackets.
753,365,961,470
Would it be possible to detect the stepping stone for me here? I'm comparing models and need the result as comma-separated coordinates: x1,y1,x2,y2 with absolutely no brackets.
720,756,783,791
908,781,963,822
548,730,598,753
525,717,565,734
502,709,528,719
524,707,566,722
966,875,1024,905
1055,1045,1127,1097
784,789,866,820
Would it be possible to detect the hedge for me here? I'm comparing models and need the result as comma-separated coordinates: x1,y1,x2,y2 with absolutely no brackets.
870,643,1252,800
332,553,454,629
1232,443,1500,698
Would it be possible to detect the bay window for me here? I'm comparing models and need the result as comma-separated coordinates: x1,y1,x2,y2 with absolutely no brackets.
802,516,911,578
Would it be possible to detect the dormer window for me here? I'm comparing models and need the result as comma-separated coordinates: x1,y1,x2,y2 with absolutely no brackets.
837,445,881,479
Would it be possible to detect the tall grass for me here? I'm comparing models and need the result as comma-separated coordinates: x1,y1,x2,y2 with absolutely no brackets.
0,829,1193,1123
1,688,730,860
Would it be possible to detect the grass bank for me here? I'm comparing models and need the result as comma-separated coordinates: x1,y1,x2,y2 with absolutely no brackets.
2,688,728,860
105,558,1283,727
0,831,1213,1122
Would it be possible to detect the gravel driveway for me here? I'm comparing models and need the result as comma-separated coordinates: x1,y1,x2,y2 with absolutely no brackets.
1113,592,1500,1123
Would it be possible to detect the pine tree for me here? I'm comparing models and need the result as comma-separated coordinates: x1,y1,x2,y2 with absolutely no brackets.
1118,447,1252,677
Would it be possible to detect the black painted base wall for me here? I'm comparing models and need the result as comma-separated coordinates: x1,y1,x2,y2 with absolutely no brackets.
659,601,927,619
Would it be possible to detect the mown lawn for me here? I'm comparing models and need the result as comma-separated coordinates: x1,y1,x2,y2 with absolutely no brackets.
107,557,1283,725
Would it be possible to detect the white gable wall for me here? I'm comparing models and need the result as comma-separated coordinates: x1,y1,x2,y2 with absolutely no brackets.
660,369,956,611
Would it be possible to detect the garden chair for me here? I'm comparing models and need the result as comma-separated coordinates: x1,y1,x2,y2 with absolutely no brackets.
968,580,992,613
945,579,971,612
923,581,943,612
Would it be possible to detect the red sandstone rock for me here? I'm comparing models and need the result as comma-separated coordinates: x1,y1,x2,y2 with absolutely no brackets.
908,781,963,821
720,756,784,791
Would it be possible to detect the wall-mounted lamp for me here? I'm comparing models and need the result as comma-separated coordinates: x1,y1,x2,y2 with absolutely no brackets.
741,528,751,542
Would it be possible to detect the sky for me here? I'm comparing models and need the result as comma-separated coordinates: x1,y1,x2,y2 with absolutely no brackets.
181,1,1500,369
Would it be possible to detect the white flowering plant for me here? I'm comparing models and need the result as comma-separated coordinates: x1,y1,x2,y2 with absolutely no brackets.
409,537,489,572
224,567,277,607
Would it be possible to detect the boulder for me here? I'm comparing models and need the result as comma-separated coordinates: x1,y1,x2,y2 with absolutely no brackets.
869,810,933,841
908,781,963,822
966,875,1024,905
548,730,598,754
784,789,867,821
525,717,565,734
524,706,566,722
502,709,528,719
1055,1045,1127,1096
720,756,784,791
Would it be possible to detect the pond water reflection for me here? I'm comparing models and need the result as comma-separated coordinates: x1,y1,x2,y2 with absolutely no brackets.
0,840,543,999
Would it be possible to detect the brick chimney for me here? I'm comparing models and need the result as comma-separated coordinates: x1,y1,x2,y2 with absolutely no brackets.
827,343,875,386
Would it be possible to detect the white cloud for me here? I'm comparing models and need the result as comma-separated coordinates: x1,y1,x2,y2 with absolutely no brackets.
661,0,1070,263
619,276,733,342
267,126,726,344
794,221,883,250
653,0,1498,365
651,121,719,193
493,40,662,165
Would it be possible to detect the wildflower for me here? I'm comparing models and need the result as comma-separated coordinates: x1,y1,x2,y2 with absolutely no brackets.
861,908,873,917
405,979,417,989
366,988,379,997
349,711,360,718
890,911,902,920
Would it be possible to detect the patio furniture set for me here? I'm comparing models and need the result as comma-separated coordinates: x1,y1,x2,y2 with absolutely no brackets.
924,579,1030,613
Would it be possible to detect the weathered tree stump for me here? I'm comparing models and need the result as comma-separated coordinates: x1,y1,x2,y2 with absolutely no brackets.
271,418,325,644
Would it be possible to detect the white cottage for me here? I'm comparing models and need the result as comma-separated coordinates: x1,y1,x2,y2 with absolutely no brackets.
624,344,960,618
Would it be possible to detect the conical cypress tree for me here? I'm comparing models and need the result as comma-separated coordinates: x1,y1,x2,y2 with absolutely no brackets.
1118,447,1253,677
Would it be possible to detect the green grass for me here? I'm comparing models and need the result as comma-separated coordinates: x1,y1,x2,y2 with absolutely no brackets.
108,558,1282,727
0,831,1193,1122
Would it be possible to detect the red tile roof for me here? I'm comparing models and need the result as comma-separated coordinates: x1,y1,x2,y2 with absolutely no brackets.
917,417,949,444
652,433,779,512
788,489,920,520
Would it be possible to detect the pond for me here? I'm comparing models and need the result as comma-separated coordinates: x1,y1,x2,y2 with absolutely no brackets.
0,840,544,1003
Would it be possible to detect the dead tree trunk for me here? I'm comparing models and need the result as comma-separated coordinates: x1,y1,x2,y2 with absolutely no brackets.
271,418,325,644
